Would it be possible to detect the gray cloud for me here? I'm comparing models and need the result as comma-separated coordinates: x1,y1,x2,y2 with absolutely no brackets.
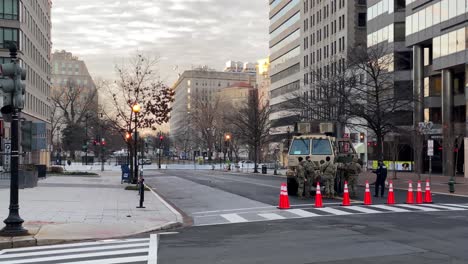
52,0,269,83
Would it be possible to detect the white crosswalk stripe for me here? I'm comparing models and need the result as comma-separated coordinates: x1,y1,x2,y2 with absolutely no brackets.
221,213,248,223
442,203,468,209
346,206,382,214
316,207,353,215
287,209,320,217
0,238,153,264
194,203,468,226
259,213,286,220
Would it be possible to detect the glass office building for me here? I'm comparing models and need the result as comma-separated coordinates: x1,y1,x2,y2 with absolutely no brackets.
406,0,468,176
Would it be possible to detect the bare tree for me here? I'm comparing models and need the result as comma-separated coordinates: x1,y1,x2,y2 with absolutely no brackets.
227,89,271,173
285,46,414,160
188,96,223,160
102,53,174,180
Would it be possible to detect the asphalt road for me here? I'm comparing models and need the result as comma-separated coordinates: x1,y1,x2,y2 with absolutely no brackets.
142,169,468,263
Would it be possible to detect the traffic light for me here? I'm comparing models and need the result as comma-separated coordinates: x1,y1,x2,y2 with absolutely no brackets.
101,138,106,146
159,135,164,141
360,133,365,143
224,133,231,141
0,59,26,113
125,131,132,141
93,139,98,146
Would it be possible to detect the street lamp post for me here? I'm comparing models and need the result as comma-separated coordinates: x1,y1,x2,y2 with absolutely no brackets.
132,103,141,183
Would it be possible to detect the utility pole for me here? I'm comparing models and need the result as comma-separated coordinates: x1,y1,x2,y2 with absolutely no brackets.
0,42,28,236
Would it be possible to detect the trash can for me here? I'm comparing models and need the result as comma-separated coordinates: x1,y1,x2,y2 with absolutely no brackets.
35,165,47,178
262,165,267,174
121,164,130,184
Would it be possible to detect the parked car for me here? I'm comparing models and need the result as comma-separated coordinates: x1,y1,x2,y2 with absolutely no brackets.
138,159,152,165
238,160,253,168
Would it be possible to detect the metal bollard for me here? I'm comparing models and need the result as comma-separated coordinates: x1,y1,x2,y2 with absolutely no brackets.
136,173,146,208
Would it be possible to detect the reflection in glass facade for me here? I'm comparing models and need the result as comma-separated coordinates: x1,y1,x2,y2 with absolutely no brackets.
432,27,466,59
270,0,281,10
270,29,300,55
0,0,18,20
270,12,300,39
368,0,394,21
367,24,394,47
270,0,299,25
406,0,467,36
270,46,300,69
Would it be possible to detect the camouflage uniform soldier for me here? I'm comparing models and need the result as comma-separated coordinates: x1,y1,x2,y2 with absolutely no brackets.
304,156,315,198
320,156,337,198
346,157,362,198
296,157,306,199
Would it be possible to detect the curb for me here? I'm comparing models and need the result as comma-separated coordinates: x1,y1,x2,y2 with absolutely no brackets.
145,183,192,227
0,221,183,250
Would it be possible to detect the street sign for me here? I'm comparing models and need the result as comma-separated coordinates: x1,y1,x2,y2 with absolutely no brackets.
428,139,434,156
4,139,11,171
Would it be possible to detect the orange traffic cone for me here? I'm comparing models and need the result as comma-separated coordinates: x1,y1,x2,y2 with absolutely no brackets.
341,181,351,206
278,183,290,209
363,180,372,205
406,181,414,204
315,182,323,208
416,181,423,204
386,181,395,205
424,179,433,203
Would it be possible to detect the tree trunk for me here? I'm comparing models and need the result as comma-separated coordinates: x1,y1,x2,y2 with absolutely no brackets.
253,145,259,173
376,134,384,161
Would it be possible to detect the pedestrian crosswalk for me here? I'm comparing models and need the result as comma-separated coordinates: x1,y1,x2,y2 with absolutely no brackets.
0,235,158,264
193,203,468,226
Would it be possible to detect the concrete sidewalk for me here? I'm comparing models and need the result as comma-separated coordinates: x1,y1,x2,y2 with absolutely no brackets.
358,171,468,196
0,172,183,249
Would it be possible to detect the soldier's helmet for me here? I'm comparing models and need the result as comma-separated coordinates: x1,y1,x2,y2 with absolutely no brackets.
352,156,358,163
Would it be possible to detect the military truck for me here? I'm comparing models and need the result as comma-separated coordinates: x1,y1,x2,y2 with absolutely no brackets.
285,122,358,196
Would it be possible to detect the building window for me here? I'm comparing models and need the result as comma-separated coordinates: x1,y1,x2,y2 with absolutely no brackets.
0,27,18,48
358,13,366,27
0,0,18,20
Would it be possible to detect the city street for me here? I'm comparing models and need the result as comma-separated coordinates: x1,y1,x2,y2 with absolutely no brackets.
2,169,468,263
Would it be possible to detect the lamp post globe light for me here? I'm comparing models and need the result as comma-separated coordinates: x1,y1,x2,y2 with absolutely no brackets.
132,103,140,183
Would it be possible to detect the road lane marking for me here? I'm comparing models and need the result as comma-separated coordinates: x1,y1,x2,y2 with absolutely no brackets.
371,204,411,212
220,213,248,223
0,242,149,259
346,206,382,214
192,206,276,214
418,204,465,211
2,248,149,264
258,213,286,220
148,234,159,264
287,209,320,217
396,204,440,211
316,207,353,215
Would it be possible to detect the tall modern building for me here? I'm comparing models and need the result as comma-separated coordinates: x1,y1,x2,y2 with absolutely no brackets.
268,0,302,135
0,0,52,166
366,0,413,163
170,67,255,158
302,0,367,120
406,0,468,176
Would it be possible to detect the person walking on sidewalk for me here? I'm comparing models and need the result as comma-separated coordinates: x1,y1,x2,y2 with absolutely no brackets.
296,157,306,199
373,160,387,197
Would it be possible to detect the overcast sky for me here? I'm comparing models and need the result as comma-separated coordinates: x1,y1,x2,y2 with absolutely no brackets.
51,0,270,84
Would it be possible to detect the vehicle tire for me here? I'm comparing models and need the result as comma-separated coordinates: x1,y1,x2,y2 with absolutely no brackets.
287,177,298,196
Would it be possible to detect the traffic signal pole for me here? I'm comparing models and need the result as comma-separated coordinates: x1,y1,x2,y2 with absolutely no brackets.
0,44,28,236
1,108,27,236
